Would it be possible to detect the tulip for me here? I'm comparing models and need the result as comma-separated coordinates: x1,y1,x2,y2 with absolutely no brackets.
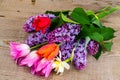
20,50,41,67
32,16,51,33
10,42,30,63
31,58,53,77
37,43,59,60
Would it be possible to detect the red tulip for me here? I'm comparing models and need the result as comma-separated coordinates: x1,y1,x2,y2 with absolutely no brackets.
32,16,51,33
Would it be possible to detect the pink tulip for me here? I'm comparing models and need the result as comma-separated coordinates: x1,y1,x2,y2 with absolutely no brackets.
31,59,40,75
10,42,30,64
20,50,41,67
31,58,53,77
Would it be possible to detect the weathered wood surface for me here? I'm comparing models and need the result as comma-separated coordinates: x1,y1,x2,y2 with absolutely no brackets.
0,0,120,80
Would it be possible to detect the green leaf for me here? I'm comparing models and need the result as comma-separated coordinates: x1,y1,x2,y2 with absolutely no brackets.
78,25,115,42
60,13,79,24
86,10,95,15
92,19,103,28
49,17,59,31
97,6,120,19
45,10,70,16
100,27,115,40
70,7,90,24
89,32,103,42
93,46,102,60
77,25,99,39
86,10,98,21
86,10,104,28
103,42,113,51
49,17,64,31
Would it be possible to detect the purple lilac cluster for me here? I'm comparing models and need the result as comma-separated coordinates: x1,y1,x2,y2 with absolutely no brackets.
73,39,87,70
25,31,47,47
60,41,75,61
23,14,56,32
87,40,99,55
47,13,56,19
47,23,81,43
23,16,35,32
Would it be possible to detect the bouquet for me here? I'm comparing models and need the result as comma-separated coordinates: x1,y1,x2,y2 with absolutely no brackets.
9,6,120,77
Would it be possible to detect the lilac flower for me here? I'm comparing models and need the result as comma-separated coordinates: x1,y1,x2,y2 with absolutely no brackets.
23,16,36,32
87,40,99,55
25,31,47,47
60,41,75,61
9,42,30,64
73,39,88,70
47,13,56,19
47,23,81,43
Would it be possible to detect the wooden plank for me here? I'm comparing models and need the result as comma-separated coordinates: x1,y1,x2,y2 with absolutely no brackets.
0,0,120,80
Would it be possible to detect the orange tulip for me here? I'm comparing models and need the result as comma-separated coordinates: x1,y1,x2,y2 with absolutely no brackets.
37,43,59,60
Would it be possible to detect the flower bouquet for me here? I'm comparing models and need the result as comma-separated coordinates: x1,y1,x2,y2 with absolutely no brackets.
10,6,120,77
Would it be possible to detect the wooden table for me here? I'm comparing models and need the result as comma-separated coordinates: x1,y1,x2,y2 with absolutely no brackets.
0,0,120,80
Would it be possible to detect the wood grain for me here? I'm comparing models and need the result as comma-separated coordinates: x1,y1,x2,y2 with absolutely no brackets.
0,0,120,80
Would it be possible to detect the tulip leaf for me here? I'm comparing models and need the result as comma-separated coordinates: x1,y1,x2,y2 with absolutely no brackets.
96,6,120,19
60,12,79,24
96,6,111,14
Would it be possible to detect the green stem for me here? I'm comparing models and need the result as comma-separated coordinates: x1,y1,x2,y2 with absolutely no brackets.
64,37,90,63
64,45,77,63
96,6,110,14
58,42,65,46
65,57,72,63
30,42,48,50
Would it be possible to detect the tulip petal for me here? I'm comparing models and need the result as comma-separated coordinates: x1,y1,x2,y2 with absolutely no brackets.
31,60,40,74
20,51,40,67
47,45,59,60
45,63,53,77
32,16,51,33
37,44,55,57
38,44,55,53
32,58,53,77
37,43,59,60
9,42,30,62
36,59,49,72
